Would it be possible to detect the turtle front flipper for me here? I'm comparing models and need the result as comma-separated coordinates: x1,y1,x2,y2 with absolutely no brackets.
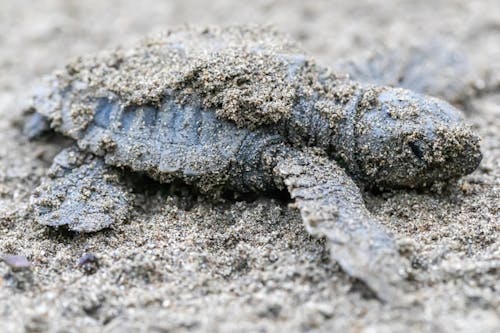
30,148,131,232
267,147,408,303
334,39,471,104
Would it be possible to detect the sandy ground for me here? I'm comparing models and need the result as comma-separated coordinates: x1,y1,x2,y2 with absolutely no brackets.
0,1,498,332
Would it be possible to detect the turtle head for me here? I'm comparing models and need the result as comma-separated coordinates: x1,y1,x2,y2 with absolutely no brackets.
354,88,482,189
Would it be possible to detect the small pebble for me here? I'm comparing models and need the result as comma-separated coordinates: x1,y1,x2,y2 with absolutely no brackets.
77,253,99,274
1,254,31,271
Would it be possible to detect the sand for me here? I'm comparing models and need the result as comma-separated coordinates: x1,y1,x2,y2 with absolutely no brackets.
0,1,498,332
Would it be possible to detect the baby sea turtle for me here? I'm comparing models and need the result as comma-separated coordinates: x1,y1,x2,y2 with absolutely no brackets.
24,26,482,302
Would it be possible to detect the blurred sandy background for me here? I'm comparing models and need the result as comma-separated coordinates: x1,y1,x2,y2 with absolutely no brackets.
0,1,498,332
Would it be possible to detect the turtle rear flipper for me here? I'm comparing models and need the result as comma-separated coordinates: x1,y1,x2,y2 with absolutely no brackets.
23,113,51,140
30,148,131,232
269,148,408,302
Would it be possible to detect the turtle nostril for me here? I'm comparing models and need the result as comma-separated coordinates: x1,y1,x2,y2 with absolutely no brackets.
408,141,425,160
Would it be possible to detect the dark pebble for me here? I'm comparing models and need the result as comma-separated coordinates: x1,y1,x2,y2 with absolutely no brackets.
77,253,99,274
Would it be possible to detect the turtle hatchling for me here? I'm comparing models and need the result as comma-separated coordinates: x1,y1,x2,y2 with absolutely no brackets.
24,26,482,302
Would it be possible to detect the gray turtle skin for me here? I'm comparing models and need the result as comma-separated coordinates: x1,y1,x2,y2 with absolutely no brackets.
25,27,482,303
335,39,473,105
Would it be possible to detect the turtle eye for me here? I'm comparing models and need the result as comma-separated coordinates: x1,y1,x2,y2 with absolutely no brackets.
408,141,425,160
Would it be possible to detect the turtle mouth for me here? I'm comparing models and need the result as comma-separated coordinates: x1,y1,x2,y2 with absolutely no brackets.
423,127,482,178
